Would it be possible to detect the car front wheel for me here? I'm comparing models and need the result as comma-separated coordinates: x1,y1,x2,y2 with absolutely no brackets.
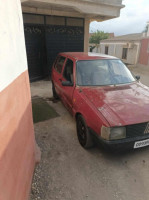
76,115,94,149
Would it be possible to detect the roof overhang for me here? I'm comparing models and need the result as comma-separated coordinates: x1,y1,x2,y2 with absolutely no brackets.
21,0,125,21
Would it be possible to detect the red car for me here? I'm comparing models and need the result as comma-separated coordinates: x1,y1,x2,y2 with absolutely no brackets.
51,52,149,150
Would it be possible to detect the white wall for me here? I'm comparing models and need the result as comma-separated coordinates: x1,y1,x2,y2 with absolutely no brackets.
100,44,105,54
100,42,140,65
0,0,27,92
115,44,123,59
108,44,115,56
127,45,139,64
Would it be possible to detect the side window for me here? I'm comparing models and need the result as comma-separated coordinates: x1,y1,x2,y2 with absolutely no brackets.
54,56,66,73
63,59,74,83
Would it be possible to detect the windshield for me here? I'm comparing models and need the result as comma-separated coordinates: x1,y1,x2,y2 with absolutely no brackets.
76,59,136,86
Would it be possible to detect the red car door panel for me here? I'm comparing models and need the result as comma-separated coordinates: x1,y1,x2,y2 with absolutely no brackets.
52,56,66,97
60,58,75,113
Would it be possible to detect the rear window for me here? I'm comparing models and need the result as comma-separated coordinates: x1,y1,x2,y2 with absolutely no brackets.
54,56,66,73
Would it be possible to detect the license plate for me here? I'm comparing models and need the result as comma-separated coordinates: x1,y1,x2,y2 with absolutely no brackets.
134,139,149,149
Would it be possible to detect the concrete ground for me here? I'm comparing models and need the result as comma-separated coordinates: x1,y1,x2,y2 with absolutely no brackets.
30,66,149,200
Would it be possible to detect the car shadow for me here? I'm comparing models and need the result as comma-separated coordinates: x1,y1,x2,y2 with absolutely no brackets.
87,142,149,163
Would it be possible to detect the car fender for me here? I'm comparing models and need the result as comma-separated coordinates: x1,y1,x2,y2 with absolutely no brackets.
72,88,110,135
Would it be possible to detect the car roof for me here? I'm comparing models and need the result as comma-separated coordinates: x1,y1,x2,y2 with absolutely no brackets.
60,52,117,60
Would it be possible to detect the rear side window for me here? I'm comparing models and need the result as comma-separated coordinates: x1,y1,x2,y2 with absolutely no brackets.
63,59,74,83
54,56,66,73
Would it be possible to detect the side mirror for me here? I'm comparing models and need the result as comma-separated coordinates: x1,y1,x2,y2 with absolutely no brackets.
135,75,140,81
62,81,73,87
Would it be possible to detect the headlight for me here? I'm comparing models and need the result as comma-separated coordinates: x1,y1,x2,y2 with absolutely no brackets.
101,126,126,140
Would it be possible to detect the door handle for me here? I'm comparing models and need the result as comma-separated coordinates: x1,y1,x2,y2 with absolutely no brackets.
59,78,62,82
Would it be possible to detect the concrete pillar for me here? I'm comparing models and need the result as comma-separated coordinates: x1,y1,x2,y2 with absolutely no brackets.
84,19,90,52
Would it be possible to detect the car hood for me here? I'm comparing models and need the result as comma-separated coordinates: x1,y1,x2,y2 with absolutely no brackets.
81,83,149,127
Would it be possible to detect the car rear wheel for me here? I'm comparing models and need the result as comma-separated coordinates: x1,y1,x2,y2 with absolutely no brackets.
76,115,94,149
52,83,59,99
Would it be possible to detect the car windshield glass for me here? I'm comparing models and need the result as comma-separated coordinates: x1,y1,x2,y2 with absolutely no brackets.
76,59,136,86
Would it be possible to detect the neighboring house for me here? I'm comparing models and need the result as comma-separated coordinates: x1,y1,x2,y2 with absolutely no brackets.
100,33,143,65
21,0,124,81
99,22,149,66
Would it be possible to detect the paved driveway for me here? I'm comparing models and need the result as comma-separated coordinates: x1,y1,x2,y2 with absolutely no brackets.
30,67,149,200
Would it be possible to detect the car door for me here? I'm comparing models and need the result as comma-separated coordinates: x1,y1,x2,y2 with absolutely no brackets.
60,58,76,113
52,55,66,97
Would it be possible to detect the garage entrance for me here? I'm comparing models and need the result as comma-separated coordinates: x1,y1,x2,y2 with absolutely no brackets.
23,14,84,81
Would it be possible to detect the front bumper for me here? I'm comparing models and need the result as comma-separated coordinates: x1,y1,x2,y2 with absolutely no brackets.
90,128,149,150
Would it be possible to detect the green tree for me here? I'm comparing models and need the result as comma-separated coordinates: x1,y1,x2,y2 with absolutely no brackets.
89,30,109,44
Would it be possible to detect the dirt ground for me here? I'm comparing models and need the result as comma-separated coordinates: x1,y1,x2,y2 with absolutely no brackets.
30,66,149,200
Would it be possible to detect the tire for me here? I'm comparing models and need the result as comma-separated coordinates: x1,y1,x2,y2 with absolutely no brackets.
76,115,94,149
52,83,59,99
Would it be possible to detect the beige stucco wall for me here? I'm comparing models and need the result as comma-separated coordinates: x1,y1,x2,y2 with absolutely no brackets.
100,42,140,65
99,44,105,54
115,44,123,59
108,44,116,56
126,44,140,65
99,43,117,56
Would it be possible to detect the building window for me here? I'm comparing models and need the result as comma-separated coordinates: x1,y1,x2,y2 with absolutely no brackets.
105,46,109,54
122,48,128,59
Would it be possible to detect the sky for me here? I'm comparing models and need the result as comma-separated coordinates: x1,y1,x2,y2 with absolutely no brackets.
90,0,149,36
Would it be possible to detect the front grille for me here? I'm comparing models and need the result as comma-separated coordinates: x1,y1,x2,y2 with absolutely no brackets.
126,122,149,138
